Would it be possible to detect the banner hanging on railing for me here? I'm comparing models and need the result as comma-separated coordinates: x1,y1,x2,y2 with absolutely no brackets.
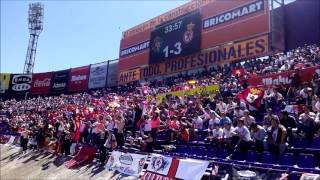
142,154,209,180
105,151,147,177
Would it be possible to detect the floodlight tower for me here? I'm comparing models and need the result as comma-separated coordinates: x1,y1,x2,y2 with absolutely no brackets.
23,2,44,74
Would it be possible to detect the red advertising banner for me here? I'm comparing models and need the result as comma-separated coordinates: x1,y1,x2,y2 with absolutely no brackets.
31,72,53,95
68,66,89,92
247,65,320,87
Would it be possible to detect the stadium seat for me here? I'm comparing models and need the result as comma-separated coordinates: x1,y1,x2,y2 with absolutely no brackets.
176,145,186,153
207,148,217,159
218,149,229,159
279,153,294,166
261,152,276,164
246,150,258,162
195,147,206,157
293,138,307,149
311,138,320,149
297,153,315,168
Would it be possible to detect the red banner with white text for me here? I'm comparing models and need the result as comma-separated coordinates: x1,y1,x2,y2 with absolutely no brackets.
31,72,53,95
68,66,89,92
247,65,320,87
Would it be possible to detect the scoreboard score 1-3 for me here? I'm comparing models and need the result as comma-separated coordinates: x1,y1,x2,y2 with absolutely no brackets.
149,10,201,64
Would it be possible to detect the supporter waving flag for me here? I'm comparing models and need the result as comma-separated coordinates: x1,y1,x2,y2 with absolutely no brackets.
237,87,264,110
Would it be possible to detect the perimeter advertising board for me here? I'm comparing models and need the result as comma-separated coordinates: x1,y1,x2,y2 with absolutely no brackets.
107,60,119,87
51,70,70,94
119,0,269,73
31,72,52,95
0,73,11,94
68,66,89,92
8,74,32,95
88,62,108,89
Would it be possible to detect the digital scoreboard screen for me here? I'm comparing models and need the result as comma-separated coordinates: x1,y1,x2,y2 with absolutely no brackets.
149,10,201,64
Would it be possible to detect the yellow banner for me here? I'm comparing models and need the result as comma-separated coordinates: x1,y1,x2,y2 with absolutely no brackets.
118,68,141,84
141,35,269,79
156,84,219,104
0,73,11,93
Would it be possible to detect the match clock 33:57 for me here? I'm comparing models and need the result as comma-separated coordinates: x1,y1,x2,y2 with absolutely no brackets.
149,10,201,64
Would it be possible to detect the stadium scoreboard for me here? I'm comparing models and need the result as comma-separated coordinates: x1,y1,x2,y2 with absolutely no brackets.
149,10,201,64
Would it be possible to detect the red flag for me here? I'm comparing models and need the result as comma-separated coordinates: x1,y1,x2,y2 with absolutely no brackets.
65,146,97,168
237,87,264,109
232,67,245,78
74,118,81,142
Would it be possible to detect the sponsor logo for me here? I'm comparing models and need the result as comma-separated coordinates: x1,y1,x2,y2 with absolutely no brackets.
53,82,66,88
119,154,133,165
262,75,292,86
55,74,67,78
71,75,87,82
203,0,264,29
11,75,32,91
12,75,32,84
120,40,150,57
12,84,31,91
92,66,106,75
34,78,51,87
151,156,169,172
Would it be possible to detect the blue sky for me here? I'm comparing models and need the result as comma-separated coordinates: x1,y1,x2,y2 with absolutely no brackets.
1,0,186,73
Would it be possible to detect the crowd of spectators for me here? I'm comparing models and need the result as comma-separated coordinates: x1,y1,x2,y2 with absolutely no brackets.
0,44,320,166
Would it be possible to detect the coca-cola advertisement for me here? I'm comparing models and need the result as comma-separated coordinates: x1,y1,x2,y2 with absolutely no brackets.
31,72,53,95
51,69,70,94
9,74,32,95
248,65,320,87
68,66,89,92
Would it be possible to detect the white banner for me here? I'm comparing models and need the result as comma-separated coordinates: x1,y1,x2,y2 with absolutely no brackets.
88,62,108,89
105,151,147,177
175,159,209,180
145,154,209,180
147,154,173,176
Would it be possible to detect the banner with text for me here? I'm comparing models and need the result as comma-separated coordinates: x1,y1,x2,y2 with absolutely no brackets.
157,84,219,104
248,65,320,87
88,62,108,89
105,151,147,177
51,70,70,94
143,154,209,180
139,35,268,79
31,72,52,95
118,68,141,84
68,66,89,92
0,73,11,94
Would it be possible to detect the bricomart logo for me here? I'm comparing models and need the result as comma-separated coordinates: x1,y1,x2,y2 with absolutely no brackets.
203,0,264,29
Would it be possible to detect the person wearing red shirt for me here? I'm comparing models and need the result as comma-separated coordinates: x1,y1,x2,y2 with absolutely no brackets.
150,112,160,143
